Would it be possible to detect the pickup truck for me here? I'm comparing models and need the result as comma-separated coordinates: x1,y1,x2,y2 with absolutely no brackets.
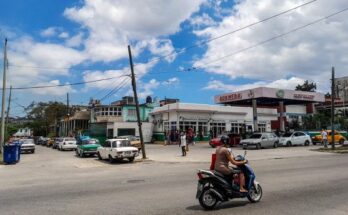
97,139,139,163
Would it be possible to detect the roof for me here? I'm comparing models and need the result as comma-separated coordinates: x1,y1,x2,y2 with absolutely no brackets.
215,87,325,106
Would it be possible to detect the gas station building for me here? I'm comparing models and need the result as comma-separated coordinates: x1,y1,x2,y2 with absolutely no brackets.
215,87,325,132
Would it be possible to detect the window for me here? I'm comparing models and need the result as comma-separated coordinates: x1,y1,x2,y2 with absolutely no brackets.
163,121,169,131
198,122,208,136
210,122,226,137
258,123,266,132
179,121,197,132
128,109,136,116
231,123,244,134
105,141,111,147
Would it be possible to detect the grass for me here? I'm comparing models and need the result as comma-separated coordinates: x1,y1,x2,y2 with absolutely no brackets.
312,145,348,154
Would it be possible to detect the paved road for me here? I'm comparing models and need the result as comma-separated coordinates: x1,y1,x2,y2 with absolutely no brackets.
0,145,347,215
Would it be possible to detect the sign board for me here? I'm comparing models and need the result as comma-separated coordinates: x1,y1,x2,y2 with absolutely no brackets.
215,87,325,104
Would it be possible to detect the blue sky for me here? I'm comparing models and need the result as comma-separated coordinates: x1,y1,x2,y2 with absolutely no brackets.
1,0,348,116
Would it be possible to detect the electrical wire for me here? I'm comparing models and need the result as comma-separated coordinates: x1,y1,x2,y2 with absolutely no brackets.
99,77,130,102
0,74,130,90
177,7,348,73
135,0,318,69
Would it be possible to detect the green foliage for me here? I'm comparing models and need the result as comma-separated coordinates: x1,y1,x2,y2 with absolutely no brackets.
24,101,67,136
295,80,317,92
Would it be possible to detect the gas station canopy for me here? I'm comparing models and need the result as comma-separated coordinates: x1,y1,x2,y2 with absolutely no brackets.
215,87,325,106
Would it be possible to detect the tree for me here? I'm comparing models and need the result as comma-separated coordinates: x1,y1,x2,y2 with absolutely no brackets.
24,101,67,136
295,80,317,92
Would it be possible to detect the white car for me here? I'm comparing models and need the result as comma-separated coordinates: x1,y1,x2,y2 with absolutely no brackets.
58,137,77,151
97,139,139,163
279,131,311,146
19,139,35,153
240,133,279,149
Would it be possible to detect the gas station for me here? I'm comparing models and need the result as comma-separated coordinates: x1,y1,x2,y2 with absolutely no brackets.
215,87,325,132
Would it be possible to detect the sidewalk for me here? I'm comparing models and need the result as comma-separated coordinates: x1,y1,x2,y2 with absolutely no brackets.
139,142,328,163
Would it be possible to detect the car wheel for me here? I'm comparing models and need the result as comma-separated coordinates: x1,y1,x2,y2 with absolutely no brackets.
97,152,102,160
243,145,248,150
210,144,216,148
286,141,292,147
339,139,344,145
31,150,35,154
256,143,261,150
304,140,310,146
313,142,317,145
108,155,115,163
129,156,135,162
273,142,278,148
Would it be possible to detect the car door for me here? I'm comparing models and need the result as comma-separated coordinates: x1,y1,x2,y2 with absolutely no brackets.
297,132,306,145
292,132,300,145
260,134,268,148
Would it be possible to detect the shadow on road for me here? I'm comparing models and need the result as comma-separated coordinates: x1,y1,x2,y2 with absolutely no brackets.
186,200,248,211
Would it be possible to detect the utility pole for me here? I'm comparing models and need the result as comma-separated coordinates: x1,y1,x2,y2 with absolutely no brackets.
128,45,146,159
0,38,7,154
331,67,335,150
67,93,70,136
5,85,12,135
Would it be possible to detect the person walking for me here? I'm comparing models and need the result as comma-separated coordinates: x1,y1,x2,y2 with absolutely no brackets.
179,131,187,156
321,129,328,148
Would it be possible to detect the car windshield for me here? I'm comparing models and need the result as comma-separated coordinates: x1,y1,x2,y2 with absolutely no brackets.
249,134,262,139
282,133,293,137
117,140,131,147
22,139,34,144
83,140,98,145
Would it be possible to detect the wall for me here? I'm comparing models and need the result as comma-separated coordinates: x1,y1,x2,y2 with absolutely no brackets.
107,122,153,143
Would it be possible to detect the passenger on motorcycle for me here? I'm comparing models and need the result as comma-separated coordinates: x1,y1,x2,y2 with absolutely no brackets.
214,135,248,193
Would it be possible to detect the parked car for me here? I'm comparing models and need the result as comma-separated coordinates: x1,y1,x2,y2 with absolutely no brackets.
279,131,311,146
312,130,346,145
209,133,241,148
58,137,77,151
52,138,61,149
117,135,141,150
240,133,279,149
76,138,101,157
97,139,139,163
37,136,46,145
19,139,35,153
41,138,50,146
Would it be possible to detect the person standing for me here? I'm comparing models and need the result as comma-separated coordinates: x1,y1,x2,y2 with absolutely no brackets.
321,129,328,148
180,132,187,156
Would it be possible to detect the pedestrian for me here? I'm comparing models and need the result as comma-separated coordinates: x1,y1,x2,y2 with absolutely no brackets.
321,129,328,148
179,131,187,156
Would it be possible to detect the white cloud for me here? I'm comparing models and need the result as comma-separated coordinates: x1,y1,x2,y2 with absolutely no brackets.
7,37,85,93
162,77,180,86
64,0,204,62
190,13,216,28
195,0,348,92
204,77,305,92
147,39,176,62
65,32,84,47
58,32,70,39
30,80,75,96
40,27,57,37
138,79,160,99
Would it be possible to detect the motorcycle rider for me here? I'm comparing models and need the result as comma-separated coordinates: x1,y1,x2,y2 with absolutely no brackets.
214,135,248,193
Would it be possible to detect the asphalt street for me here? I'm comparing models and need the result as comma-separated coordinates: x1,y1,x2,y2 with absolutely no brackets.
0,144,347,215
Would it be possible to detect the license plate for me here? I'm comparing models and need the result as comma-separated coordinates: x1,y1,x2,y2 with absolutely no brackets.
125,151,131,155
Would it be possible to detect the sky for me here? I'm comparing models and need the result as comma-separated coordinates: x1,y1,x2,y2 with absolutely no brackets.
1,0,348,117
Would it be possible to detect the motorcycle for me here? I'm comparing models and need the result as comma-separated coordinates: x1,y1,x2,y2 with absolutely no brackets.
196,151,262,210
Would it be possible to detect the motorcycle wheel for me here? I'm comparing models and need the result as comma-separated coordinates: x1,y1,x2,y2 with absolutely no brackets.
199,188,218,210
247,184,262,203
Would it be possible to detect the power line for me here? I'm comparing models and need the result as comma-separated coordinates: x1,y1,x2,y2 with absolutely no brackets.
179,7,348,72
100,77,130,102
0,74,129,90
136,0,318,69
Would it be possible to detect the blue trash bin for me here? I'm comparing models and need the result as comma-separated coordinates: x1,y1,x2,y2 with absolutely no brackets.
3,143,21,164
